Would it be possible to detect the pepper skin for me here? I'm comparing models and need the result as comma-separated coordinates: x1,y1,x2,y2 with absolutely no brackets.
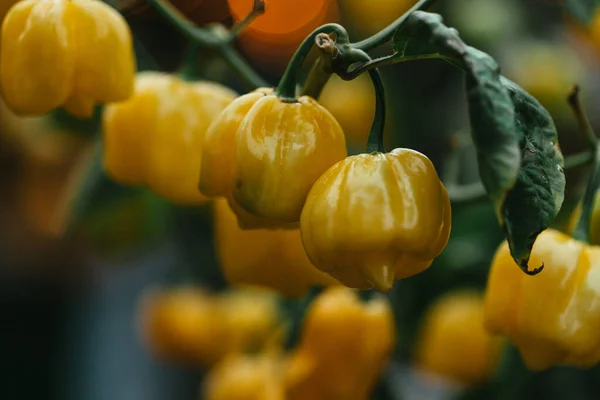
285,287,395,400
200,89,347,227
1,0,136,117
300,148,451,292
484,229,600,371
203,353,285,400
213,198,337,298
103,72,236,205
139,287,279,367
415,290,503,385
566,194,600,245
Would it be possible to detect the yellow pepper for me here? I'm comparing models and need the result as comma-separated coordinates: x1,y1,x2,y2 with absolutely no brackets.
203,353,285,400
103,72,236,205
1,0,136,117
213,198,337,298
484,229,600,371
565,193,600,245
285,287,395,400
415,290,503,385
301,148,451,292
138,287,280,367
318,74,375,146
200,88,347,228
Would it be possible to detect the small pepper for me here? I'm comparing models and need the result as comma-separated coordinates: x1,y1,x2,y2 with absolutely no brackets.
200,89,347,228
285,287,395,400
566,193,600,245
139,287,280,367
415,290,503,385
213,198,336,298
484,229,600,370
301,148,451,292
203,353,285,400
103,72,236,205
1,0,136,117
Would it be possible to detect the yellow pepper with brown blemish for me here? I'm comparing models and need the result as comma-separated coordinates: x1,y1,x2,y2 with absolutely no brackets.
103,71,236,205
1,0,136,117
200,89,347,228
300,148,451,292
285,287,395,400
415,290,504,385
213,198,337,298
484,229,600,371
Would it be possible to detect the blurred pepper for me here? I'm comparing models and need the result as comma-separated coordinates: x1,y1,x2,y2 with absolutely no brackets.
228,0,339,70
213,198,336,298
285,287,395,400
415,290,503,385
338,0,415,38
1,0,135,117
103,71,236,205
139,287,280,366
484,229,600,371
203,353,285,400
566,193,600,246
200,89,347,228
301,148,451,292
319,74,376,147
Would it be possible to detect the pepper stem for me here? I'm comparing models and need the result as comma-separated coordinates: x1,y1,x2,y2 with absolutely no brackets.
366,68,387,153
569,86,599,243
177,42,203,81
275,24,349,102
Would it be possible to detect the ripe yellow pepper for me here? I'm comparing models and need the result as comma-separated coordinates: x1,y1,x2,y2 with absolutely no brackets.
415,290,503,385
1,0,136,117
319,74,375,146
484,229,600,371
139,287,280,367
566,194,600,245
103,72,236,205
200,89,347,227
213,198,337,298
301,148,451,292
203,353,285,400
285,287,395,400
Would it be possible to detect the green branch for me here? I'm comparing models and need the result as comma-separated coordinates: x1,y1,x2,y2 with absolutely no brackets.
366,68,386,153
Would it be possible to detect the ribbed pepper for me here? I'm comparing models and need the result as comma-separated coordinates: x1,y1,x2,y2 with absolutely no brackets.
285,287,395,400
484,229,600,370
213,198,337,298
1,0,135,117
415,290,503,385
103,72,236,205
301,148,451,292
200,88,347,228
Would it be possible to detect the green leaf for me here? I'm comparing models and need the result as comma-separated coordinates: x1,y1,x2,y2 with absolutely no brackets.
391,12,565,273
501,77,565,272
564,0,600,25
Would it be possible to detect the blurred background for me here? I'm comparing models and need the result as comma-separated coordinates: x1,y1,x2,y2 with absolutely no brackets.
2,0,600,399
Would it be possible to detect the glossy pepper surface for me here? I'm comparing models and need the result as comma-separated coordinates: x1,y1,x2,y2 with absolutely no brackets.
139,287,279,366
301,148,451,292
200,89,347,228
103,72,236,205
285,287,395,400
213,198,336,298
484,229,600,370
204,353,285,400
1,0,135,117
415,290,503,385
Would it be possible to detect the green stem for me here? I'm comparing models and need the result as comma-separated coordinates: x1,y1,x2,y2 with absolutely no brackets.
569,86,599,243
147,0,218,45
301,56,333,99
276,24,349,102
227,0,266,42
366,68,386,153
351,0,439,51
176,42,203,81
